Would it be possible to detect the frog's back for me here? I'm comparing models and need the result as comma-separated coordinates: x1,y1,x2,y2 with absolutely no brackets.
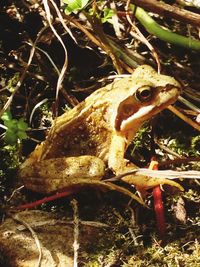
38,76,135,160
39,97,112,161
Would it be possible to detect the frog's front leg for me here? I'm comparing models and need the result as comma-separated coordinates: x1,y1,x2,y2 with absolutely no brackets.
19,156,106,194
108,133,183,191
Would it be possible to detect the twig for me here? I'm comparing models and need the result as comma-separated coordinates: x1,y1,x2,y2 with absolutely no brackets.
106,37,142,69
29,44,60,75
127,205,142,246
178,96,200,113
71,199,79,267
184,87,200,103
6,186,24,203
85,11,123,74
158,157,200,167
131,0,200,27
168,105,200,131
155,139,185,159
12,213,42,267
110,1,122,38
1,62,47,82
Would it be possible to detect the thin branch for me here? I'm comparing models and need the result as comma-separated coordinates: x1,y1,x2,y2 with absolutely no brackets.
178,96,200,113
168,105,200,131
131,0,200,27
155,139,186,159
158,157,200,167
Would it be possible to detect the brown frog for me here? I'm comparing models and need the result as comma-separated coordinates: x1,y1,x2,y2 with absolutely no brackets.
19,65,183,204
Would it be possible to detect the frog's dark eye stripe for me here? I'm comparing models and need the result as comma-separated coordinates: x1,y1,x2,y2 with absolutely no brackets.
122,104,135,116
135,86,153,102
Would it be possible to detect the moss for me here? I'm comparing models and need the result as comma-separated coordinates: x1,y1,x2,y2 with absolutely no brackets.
0,145,20,198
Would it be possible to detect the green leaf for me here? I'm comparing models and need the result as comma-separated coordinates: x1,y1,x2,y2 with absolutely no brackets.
2,113,28,144
4,130,18,145
17,130,28,140
1,111,12,122
4,120,18,131
102,8,114,23
17,118,28,131
63,0,89,14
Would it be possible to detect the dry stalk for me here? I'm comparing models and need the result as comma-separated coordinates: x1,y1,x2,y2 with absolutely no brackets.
131,0,200,27
168,105,200,132
42,0,68,114
0,43,36,118
71,199,79,267
0,25,49,119
125,0,161,72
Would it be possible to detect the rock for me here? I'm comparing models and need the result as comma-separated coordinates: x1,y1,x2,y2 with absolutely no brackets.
0,210,101,267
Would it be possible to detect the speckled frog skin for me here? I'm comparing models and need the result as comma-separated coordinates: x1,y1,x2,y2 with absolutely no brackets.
19,65,182,199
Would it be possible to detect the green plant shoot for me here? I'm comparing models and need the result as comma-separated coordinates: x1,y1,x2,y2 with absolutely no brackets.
62,0,89,14
1,110,28,145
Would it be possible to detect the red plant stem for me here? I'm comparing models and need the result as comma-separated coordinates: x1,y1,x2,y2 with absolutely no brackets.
149,159,166,238
15,189,77,210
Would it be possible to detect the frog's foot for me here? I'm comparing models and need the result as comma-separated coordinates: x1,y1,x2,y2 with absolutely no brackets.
121,175,184,191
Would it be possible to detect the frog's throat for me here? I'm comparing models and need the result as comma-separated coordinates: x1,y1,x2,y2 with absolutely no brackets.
121,105,154,130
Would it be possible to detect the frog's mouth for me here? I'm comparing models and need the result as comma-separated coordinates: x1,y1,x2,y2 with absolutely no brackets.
116,86,180,132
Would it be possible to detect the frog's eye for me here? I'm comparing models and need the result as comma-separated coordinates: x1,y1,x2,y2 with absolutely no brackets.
135,86,153,102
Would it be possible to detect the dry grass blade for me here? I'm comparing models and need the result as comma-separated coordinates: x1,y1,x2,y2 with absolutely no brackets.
125,0,161,72
50,0,77,44
110,169,200,180
86,11,123,74
0,42,36,118
71,199,79,267
110,1,122,38
0,25,49,118
178,96,200,113
43,0,68,114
